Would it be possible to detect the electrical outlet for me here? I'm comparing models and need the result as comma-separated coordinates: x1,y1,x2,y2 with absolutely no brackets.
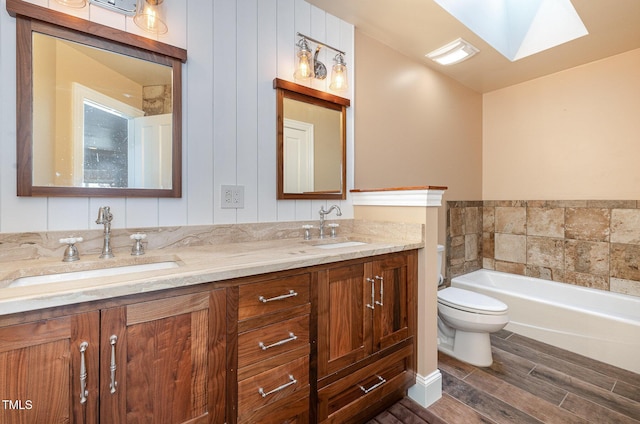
221,185,245,209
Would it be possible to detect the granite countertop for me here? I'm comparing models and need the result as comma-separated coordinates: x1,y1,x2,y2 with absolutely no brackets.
0,234,423,316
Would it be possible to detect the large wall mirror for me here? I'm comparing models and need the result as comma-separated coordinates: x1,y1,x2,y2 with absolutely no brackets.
274,78,350,200
10,0,186,197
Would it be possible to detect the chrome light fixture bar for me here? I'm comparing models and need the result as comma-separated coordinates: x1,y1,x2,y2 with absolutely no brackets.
88,0,137,15
427,38,479,65
294,32,348,92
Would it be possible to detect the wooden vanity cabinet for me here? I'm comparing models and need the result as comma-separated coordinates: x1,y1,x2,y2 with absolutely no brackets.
229,273,312,424
0,248,418,424
0,289,226,424
0,311,100,424
99,290,226,424
316,251,417,423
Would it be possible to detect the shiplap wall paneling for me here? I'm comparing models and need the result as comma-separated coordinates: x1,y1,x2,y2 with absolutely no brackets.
0,0,354,232
186,0,215,225
257,0,279,223
213,0,239,225
236,0,259,224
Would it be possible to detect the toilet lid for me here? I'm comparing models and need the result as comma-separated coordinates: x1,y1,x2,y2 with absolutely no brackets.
438,287,508,315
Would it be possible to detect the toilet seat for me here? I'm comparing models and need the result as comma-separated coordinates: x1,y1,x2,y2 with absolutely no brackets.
438,287,508,315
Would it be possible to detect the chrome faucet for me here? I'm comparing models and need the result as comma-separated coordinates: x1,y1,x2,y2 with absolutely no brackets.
96,206,114,259
319,205,342,239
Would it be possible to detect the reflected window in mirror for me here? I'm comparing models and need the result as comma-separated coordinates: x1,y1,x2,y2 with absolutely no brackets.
274,78,350,200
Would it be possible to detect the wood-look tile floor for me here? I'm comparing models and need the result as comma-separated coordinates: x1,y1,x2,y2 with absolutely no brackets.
369,330,640,424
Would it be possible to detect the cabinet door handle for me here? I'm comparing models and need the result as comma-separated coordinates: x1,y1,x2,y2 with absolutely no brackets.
258,290,298,303
109,335,118,394
258,375,297,398
375,275,384,306
259,332,297,350
79,342,89,404
366,278,375,310
359,376,386,394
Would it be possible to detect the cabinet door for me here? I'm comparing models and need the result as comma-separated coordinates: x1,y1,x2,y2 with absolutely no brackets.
100,290,226,424
317,262,372,378
371,252,416,352
0,312,100,424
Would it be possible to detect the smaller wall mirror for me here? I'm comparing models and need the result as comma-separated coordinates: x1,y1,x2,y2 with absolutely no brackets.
274,78,350,200
11,0,186,197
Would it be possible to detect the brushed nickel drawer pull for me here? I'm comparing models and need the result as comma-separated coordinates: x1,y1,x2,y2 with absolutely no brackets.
259,332,297,351
109,335,118,394
359,376,386,394
366,278,375,310
258,290,298,303
258,375,297,398
375,275,384,306
79,342,89,404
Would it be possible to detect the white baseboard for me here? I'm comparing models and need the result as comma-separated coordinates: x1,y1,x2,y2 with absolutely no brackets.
408,369,442,408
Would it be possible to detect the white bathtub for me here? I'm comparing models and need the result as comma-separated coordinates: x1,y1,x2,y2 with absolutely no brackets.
451,269,640,374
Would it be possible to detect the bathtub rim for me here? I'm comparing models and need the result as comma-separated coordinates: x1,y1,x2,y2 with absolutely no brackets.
451,269,640,326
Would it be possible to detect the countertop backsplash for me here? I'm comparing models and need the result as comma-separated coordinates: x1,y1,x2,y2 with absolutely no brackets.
0,219,424,263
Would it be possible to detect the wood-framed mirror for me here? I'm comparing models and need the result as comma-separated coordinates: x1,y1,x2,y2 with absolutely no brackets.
274,78,350,200
8,0,186,197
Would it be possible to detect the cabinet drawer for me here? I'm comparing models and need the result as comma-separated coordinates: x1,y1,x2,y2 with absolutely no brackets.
238,389,309,424
317,344,413,423
238,274,310,321
238,355,309,419
238,314,309,368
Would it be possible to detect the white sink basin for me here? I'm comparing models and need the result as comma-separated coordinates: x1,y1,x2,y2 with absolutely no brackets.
10,261,180,288
314,241,368,249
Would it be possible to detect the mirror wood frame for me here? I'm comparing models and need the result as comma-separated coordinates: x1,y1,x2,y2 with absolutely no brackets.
7,0,187,197
274,78,350,200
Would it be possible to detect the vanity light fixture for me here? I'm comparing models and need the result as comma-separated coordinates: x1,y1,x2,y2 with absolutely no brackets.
427,38,479,65
294,32,348,91
55,0,87,8
134,0,168,35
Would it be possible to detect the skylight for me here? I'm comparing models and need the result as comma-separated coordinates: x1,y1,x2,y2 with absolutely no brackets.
433,0,588,61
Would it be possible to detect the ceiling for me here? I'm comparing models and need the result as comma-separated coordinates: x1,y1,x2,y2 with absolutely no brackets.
306,0,640,93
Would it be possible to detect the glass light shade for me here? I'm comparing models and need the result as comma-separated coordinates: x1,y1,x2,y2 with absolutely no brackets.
294,39,313,80
329,54,348,92
55,0,87,8
134,0,168,35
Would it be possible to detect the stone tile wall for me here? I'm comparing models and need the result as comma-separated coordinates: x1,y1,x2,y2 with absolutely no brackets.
446,200,640,297
446,201,483,282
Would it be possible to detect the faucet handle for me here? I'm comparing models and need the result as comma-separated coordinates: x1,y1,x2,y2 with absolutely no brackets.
130,233,146,256
59,237,83,262
301,225,313,240
327,223,339,238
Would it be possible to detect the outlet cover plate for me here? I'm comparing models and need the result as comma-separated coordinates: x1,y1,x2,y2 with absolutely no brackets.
221,185,245,209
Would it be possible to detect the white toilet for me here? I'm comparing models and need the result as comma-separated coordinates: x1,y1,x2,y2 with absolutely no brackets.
436,245,509,367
